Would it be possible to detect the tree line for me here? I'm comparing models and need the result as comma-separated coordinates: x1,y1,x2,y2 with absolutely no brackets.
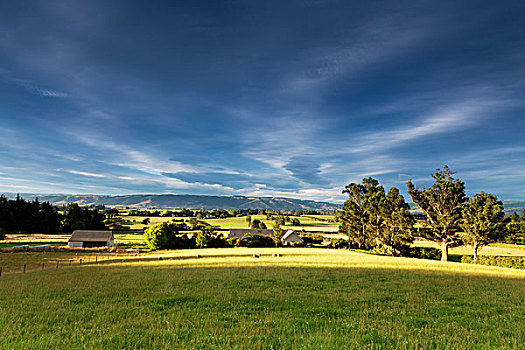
0,195,105,237
340,166,525,261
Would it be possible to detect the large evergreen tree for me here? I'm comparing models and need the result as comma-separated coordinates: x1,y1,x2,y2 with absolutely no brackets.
407,166,467,261
375,188,414,256
341,178,413,255
340,178,381,249
461,192,507,260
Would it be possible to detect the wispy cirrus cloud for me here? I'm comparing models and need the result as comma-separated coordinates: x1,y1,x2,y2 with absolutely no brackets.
14,79,68,98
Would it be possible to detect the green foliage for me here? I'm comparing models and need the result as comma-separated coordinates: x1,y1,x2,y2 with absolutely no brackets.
144,223,198,250
340,178,413,255
408,247,442,260
251,219,267,229
407,166,467,261
373,187,414,256
462,255,525,270
272,221,283,247
142,218,150,225
239,233,274,247
196,228,212,248
62,203,106,233
506,210,525,244
300,234,324,245
461,192,507,259
0,195,62,234
275,215,286,226
291,218,301,226
144,223,172,250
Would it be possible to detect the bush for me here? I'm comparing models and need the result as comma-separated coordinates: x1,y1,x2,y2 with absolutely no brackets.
144,223,187,250
300,234,324,245
144,223,172,250
408,247,441,260
167,233,196,249
461,255,525,269
330,238,347,248
0,228,5,240
239,233,274,247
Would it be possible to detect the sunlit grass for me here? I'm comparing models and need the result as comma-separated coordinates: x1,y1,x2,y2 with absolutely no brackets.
0,248,524,349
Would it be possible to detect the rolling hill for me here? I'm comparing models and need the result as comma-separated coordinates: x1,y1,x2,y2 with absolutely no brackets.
2,193,341,211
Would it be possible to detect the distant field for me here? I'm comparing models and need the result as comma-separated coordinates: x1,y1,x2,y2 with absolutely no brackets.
0,248,524,349
412,240,525,257
114,213,341,232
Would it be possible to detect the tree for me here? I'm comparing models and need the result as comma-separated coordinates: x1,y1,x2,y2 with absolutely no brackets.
461,192,507,260
251,219,267,229
196,227,213,248
374,188,414,256
340,178,413,255
340,177,384,249
62,203,105,233
407,166,467,261
291,218,301,226
272,221,283,247
246,214,252,226
142,218,151,225
506,210,525,244
276,215,286,226
144,223,172,250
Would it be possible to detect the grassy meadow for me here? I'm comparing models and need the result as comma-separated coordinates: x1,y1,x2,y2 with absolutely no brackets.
0,248,524,349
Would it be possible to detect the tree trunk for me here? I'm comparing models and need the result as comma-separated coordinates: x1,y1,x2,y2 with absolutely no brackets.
441,240,448,262
473,242,479,261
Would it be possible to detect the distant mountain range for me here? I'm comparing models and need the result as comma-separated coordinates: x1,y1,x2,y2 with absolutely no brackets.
408,200,524,214
501,201,525,214
1,193,341,211
2,193,524,213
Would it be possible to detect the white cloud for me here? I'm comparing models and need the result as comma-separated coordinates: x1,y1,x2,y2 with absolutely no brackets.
66,170,106,178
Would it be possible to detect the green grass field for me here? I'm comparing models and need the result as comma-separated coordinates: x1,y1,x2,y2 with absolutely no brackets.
114,213,341,232
0,248,524,349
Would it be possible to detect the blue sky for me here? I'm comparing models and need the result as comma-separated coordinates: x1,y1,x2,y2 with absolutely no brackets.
0,0,524,203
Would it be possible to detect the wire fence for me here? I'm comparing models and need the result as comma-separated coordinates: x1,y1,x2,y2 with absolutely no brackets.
0,250,143,277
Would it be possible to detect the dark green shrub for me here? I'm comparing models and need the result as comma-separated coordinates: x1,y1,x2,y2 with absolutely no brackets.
408,247,441,260
301,234,324,245
239,233,274,247
167,233,196,249
327,238,347,248
462,255,525,269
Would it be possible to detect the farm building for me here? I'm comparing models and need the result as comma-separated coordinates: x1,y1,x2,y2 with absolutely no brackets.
228,228,274,240
68,230,115,248
281,230,304,246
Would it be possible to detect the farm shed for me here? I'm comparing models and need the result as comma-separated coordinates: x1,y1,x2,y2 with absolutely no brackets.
281,230,304,246
228,228,274,240
68,230,115,248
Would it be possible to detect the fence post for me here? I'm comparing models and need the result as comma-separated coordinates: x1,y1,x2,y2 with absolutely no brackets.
23,264,26,273
0,266,2,276
96,256,98,263
41,263,44,271
56,261,59,269
69,260,72,266
80,259,82,265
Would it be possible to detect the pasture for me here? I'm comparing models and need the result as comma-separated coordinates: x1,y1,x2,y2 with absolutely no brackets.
0,248,524,349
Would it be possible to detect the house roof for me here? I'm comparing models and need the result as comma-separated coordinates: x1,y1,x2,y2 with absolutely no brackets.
69,230,114,242
281,230,304,242
281,230,295,240
228,228,274,239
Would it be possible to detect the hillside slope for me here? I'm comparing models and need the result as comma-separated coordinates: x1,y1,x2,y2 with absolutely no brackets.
2,193,341,211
